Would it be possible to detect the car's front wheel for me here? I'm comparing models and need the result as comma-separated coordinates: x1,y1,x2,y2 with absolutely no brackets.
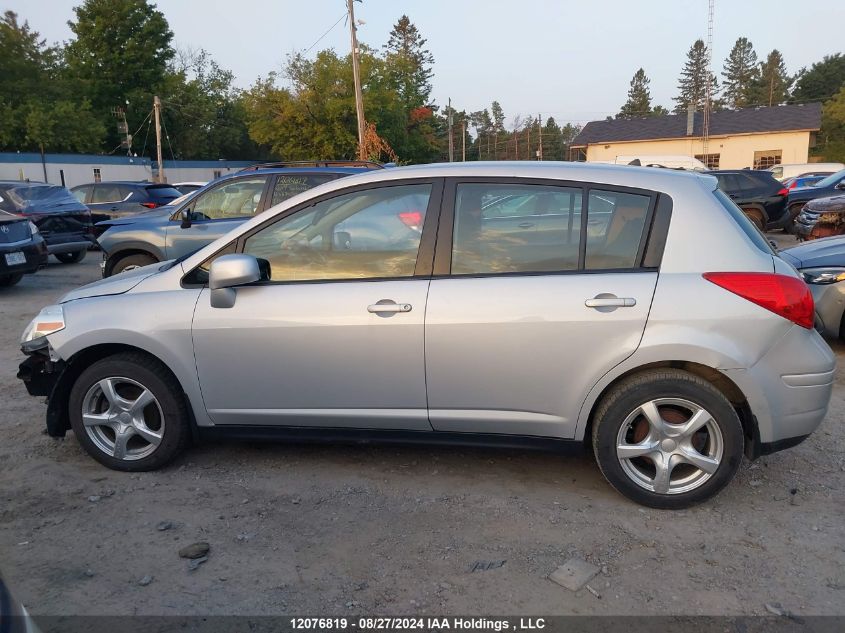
592,369,744,509
68,353,190,471
55,249,87,264
111,253,157,276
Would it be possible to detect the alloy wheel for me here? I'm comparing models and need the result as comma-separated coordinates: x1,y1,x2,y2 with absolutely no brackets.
615,398,724,495
81,376,165,460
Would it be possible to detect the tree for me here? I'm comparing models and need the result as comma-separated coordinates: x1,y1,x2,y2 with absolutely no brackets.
792,53,845,103
818,86,845,162
750,50,792,107
618,68,653,118
65,0,175,146
490,101,506,132
674,39,718,113
721,37,758,108
383,15,434,110
0,10,104,153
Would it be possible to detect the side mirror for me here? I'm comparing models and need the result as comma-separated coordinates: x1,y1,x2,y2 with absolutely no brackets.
209,254,261,308
180,208,192,229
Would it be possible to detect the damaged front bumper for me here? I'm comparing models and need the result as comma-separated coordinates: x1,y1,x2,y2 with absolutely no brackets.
17,352,70,437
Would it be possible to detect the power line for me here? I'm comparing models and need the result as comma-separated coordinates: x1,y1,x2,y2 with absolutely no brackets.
303,13,348,55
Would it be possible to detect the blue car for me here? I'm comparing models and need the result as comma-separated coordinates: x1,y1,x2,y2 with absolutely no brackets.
97,161,384,276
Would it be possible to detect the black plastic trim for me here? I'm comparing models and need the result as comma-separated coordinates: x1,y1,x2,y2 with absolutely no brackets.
759,434,810,457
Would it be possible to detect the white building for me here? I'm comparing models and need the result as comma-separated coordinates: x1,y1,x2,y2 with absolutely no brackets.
0,153,152,188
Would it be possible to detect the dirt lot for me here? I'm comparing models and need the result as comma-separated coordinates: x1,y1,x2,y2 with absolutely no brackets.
1,243,843,617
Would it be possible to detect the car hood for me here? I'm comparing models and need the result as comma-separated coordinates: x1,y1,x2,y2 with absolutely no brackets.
805,194,845,212
780,234,845,268
59,261,164,302
95,207,173,227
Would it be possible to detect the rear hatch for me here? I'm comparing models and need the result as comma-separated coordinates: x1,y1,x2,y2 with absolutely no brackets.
0,212,31,245
8,185,94,246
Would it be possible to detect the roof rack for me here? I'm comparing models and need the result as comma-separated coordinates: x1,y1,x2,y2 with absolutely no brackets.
238,160,385,172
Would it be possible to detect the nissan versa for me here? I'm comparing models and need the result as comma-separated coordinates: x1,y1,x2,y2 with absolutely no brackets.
17,163,835,509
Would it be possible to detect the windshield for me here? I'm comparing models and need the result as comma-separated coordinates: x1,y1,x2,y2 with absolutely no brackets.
814,169,845,189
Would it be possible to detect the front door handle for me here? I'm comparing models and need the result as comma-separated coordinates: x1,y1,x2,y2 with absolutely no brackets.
585,297,636,308
518,222,535,229
368,300,412,314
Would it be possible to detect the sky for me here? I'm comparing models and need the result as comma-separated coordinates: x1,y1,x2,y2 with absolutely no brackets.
16,0,845,126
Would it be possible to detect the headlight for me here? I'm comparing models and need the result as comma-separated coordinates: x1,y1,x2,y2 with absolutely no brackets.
801,267,845,285
21,305,65,351
28,221,39,235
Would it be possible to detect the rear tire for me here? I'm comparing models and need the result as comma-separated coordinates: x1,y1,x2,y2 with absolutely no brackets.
592,369,744,509
55,249,87,264
743,209,765,232
68,353,190,471
111,253,157,276
0,273,23,286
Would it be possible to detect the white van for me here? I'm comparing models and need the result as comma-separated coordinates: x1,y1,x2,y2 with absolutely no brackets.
593,155,708,171
768,163,845,181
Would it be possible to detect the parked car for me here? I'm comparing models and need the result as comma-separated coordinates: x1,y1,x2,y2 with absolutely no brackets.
172,181,207,195
0,210,47,286
785,168,845,227
71,181,183,224
17,163,834,509
0,181,94,264
783,172,832,190
768,162,845,182
780,235,845,339
793,192,845,240
705,169,788,230
97,162,383,277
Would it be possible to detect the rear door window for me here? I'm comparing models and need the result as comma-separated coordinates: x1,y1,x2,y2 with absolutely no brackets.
191,177,267,220
269,174,337,207
585,190,651,270
91,184,122,203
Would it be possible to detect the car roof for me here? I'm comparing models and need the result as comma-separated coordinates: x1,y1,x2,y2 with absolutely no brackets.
71,181,177,188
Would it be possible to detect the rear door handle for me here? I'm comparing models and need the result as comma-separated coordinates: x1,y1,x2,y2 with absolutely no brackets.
368,300,412,314
517,222,535,228
585,297,636,308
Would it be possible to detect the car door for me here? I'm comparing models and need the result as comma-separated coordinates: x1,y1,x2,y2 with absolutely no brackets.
190,179,442,429
164,176,270,259
86,184,126,223
424,178,664,438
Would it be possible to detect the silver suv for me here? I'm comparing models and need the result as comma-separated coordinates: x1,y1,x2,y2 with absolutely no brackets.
17,163,835,508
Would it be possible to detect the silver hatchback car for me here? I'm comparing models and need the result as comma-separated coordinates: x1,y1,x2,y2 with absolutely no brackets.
17,163,835,508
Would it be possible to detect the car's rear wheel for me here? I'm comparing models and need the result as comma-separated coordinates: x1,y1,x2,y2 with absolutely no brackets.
111,253,157,276
592,369,744,509
742,208,765,232
68,353,190,471
55,249,87,264
0,273,23,287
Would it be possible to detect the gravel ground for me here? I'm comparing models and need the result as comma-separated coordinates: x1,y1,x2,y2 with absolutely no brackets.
0,246,843,617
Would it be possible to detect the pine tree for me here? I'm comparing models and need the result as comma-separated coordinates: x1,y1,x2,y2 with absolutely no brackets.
673,39,718,113
751,50,793,106
383,15,434,110
721,37,758,109
618,68,653,118
490,101,505,132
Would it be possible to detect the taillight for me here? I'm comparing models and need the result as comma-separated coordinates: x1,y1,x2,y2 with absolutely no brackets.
703,272,814,329
777,187,789,196
140,202,158,209
398,211,423,230
788,181,798,190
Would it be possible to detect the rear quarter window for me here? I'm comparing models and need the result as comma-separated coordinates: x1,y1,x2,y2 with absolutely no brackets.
713,189,774,255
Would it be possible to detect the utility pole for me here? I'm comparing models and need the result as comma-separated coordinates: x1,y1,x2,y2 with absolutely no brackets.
537,113,544,160
461,120,466,161
347,0,366,160
447,97,454,162
153,95,165,184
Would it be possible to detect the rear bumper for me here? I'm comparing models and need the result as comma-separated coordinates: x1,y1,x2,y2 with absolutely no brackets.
46,240,93,255
723,326,835,455
0,239,48,275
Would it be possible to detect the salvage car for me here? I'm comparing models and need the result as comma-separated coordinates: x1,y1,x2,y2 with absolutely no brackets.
785,168,845,228
0,210,47,287
793,192,845,240
97,162,383,276
781,235,845,340
0,181,94,264
17,163,834,509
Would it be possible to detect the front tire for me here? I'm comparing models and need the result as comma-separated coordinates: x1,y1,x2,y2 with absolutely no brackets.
111,253,157,276
592,369,744,509
68,353,190,471
55,249,87,264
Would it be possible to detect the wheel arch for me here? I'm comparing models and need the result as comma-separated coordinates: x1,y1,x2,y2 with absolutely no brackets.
104,248,160,277
580,360,758,459
46,343,198,441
